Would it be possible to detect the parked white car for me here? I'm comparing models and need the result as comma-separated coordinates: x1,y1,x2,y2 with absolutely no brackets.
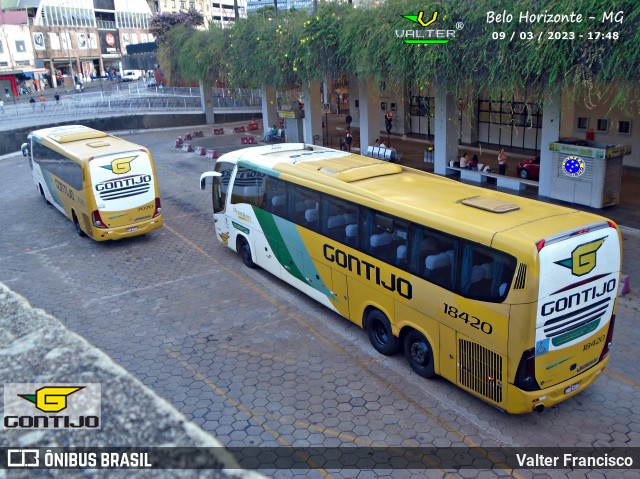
121,70,142,82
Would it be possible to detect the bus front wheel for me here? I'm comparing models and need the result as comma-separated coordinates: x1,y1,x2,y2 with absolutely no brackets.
237,236,256,268
73,212,86,238
366,309,400,355
404,330,435,378
39,184,50,205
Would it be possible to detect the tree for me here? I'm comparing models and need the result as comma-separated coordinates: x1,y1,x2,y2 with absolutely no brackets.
149,9,205,43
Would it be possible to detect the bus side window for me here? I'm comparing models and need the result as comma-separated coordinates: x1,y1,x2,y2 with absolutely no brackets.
460,242,517,302
410,227,456,290
322,196,358,245
288,184,319,232
263,176,286,217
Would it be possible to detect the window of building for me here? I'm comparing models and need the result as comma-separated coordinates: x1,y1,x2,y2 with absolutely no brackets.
618,120,631,135
577,117,589,130
0,40,4,53
15,40,26,52
597,119,609,132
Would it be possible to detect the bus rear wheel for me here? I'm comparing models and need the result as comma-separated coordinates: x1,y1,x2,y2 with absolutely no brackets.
404,330,435,378
73,212,86,238
366,309,400,355
237,236,256,268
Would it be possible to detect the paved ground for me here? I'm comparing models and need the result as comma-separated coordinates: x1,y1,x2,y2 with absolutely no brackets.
0,125,638,478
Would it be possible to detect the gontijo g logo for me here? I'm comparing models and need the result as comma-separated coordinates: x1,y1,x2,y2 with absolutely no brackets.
19,386,83,413
397,11,464,44
101,155,137,175
3,383,101,429
555,237,606,277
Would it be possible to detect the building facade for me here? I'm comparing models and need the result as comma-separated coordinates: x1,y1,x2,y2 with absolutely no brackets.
0,0,153,95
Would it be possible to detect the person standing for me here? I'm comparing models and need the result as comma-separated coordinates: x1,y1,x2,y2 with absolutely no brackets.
497,148,508,175
39,93,46,111
0,99,4,114
54,93,60,105
29,97,36,112
384,110,393,133
345,128,353,153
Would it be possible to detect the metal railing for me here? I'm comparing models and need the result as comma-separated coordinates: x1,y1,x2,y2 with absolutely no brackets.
0,84,262,132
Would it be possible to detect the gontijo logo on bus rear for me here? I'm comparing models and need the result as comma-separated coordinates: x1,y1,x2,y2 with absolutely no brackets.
555,237,605,276
101,155,137,175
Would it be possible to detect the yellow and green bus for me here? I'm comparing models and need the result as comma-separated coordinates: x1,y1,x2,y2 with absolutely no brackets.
28,125,163,241
200,143,621,414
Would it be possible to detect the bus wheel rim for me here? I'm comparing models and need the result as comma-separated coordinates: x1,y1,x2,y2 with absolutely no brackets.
411,342,427,365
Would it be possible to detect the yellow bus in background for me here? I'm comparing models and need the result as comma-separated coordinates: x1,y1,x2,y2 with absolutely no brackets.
200,143,621,414
28,125,163,241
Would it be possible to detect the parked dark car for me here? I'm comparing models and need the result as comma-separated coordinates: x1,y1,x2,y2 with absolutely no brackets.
517,156,540,180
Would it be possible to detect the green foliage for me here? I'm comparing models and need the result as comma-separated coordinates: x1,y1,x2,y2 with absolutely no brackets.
159,0,638,108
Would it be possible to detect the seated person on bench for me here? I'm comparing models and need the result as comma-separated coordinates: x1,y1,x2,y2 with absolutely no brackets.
262,125,279,142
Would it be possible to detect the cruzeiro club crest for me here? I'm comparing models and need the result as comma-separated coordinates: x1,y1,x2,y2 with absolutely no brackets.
555,237,605,276
562,155,586,177
101,156,138,175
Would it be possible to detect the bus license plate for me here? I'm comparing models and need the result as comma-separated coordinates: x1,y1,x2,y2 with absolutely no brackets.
564,382,580,394
126,226,138,233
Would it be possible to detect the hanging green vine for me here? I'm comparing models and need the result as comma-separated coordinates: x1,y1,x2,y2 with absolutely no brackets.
159,0,638,109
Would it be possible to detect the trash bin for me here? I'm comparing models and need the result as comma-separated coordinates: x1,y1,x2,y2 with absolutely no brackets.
424,146,434,163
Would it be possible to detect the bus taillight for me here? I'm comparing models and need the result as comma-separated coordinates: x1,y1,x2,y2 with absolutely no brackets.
599,315,616,361
153,198,162,218
91,210,107,228
514,347,540,391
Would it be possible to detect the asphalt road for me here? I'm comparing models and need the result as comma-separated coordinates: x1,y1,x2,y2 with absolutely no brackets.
1,126,638,479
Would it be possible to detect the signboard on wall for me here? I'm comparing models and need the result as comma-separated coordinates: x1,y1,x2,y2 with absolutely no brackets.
99,31,119,54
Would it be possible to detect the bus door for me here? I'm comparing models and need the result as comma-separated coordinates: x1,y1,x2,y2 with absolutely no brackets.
89,150,158,228
535,222,621,388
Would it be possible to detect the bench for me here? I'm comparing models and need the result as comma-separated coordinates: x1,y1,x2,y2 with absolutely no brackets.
446,167,538,191
364,146,402,163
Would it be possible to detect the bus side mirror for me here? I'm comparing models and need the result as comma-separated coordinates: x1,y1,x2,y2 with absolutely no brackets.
200,171,221,190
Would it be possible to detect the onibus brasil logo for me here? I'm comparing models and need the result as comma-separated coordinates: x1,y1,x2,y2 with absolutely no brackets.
397,11,463,44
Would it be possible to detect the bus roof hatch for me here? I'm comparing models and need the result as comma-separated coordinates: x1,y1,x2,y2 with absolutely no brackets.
460,196,520,213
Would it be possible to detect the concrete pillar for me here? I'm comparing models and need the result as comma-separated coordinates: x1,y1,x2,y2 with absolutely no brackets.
357,77,381,151
302,81,323,145
539,86,561,197
348,77,360,127
322,76,330,106
261,86,279,130
49,60,58,88
200,79,215,124
460,92,478,144
434,81,459,176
